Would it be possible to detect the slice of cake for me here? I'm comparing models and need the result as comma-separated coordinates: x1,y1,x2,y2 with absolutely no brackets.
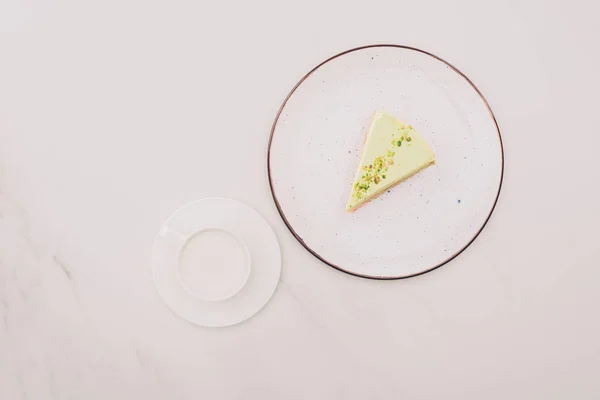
346,110,435,212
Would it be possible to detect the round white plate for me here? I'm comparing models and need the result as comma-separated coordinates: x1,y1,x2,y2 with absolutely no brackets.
152,198,281,327
268,45,503,279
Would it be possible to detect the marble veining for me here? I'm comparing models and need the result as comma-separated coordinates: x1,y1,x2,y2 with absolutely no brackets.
2,1,600,398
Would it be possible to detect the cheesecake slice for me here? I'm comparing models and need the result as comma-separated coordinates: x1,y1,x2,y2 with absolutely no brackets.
346,110,435,212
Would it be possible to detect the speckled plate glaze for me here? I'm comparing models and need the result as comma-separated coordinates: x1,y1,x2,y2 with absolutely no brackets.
268,45,503,279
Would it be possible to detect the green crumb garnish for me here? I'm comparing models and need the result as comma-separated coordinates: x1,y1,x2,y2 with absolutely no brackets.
351,149,395,201
351,122,417,203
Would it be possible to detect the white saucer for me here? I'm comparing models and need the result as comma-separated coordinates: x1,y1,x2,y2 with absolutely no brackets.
151,198,281,327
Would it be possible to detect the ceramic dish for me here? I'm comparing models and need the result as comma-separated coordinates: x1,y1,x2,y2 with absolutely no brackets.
268,45,503,279
152,198,281,326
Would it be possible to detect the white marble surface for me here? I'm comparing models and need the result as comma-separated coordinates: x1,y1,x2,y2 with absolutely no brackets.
1,0,600,398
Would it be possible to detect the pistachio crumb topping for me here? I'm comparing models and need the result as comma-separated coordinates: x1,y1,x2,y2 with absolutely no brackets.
351,149,397,201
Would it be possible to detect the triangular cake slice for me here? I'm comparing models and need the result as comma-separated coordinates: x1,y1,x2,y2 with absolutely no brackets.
346,110,435,212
